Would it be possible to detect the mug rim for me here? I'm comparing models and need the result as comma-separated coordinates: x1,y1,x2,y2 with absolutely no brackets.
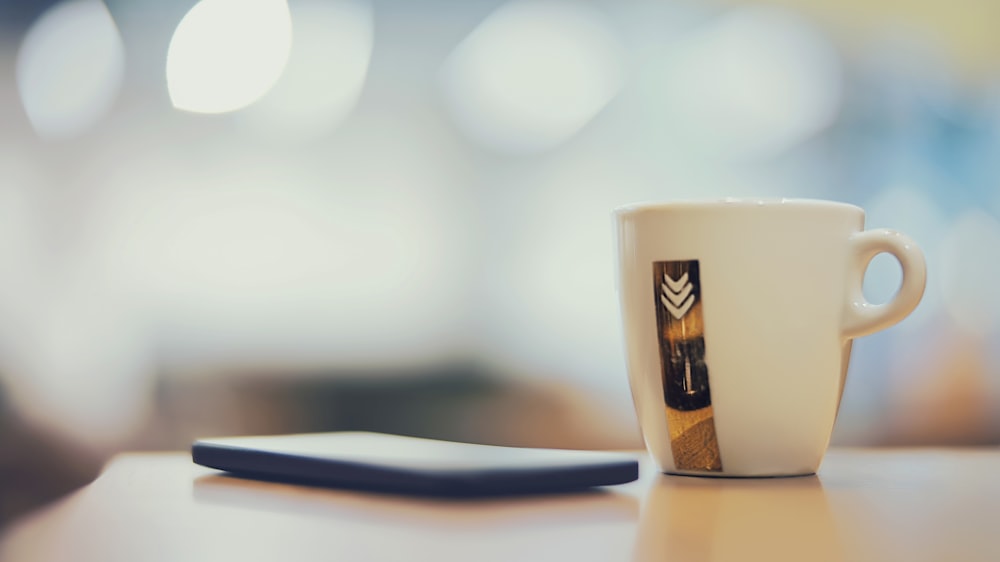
613,198,864,216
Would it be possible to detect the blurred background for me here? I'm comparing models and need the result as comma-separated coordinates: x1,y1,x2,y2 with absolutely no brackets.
1,0,1000,519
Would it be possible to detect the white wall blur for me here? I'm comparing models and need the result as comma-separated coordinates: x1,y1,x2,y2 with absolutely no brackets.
1,0,999,447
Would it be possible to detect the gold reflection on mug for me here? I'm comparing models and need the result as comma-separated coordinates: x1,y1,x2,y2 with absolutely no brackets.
633,476,845,562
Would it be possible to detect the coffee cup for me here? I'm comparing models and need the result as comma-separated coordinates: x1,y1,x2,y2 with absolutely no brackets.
614,199,926,477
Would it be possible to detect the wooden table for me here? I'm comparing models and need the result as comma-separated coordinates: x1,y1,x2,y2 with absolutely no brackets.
2,448,999,561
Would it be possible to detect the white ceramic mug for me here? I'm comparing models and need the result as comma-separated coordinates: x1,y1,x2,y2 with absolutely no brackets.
614,199,926,477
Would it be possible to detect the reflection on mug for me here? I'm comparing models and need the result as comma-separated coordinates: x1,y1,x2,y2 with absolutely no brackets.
633,476,845,562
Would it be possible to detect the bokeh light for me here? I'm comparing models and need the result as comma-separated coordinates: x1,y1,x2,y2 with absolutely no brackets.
16,0,125,140
167,0,292,114
940,210,1000,337
441,0,625,153
653,6,842,160
239,0,374,141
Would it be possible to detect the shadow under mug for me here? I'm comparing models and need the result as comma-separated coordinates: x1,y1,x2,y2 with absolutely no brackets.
614,199,926,477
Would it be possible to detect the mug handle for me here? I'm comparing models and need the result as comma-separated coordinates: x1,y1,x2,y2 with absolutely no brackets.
841,229,927,339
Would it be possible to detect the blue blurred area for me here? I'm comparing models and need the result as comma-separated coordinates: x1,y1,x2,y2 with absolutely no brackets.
1,0,998,449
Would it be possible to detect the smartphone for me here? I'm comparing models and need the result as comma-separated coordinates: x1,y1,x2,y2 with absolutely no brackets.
192,431,639,497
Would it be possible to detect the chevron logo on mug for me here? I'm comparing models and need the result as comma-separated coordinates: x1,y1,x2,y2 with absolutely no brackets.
661,272,695,320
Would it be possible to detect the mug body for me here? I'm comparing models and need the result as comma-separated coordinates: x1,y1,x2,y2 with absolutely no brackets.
615,199,865,477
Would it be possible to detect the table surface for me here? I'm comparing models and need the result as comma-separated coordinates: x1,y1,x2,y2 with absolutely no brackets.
3,447,1000,562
